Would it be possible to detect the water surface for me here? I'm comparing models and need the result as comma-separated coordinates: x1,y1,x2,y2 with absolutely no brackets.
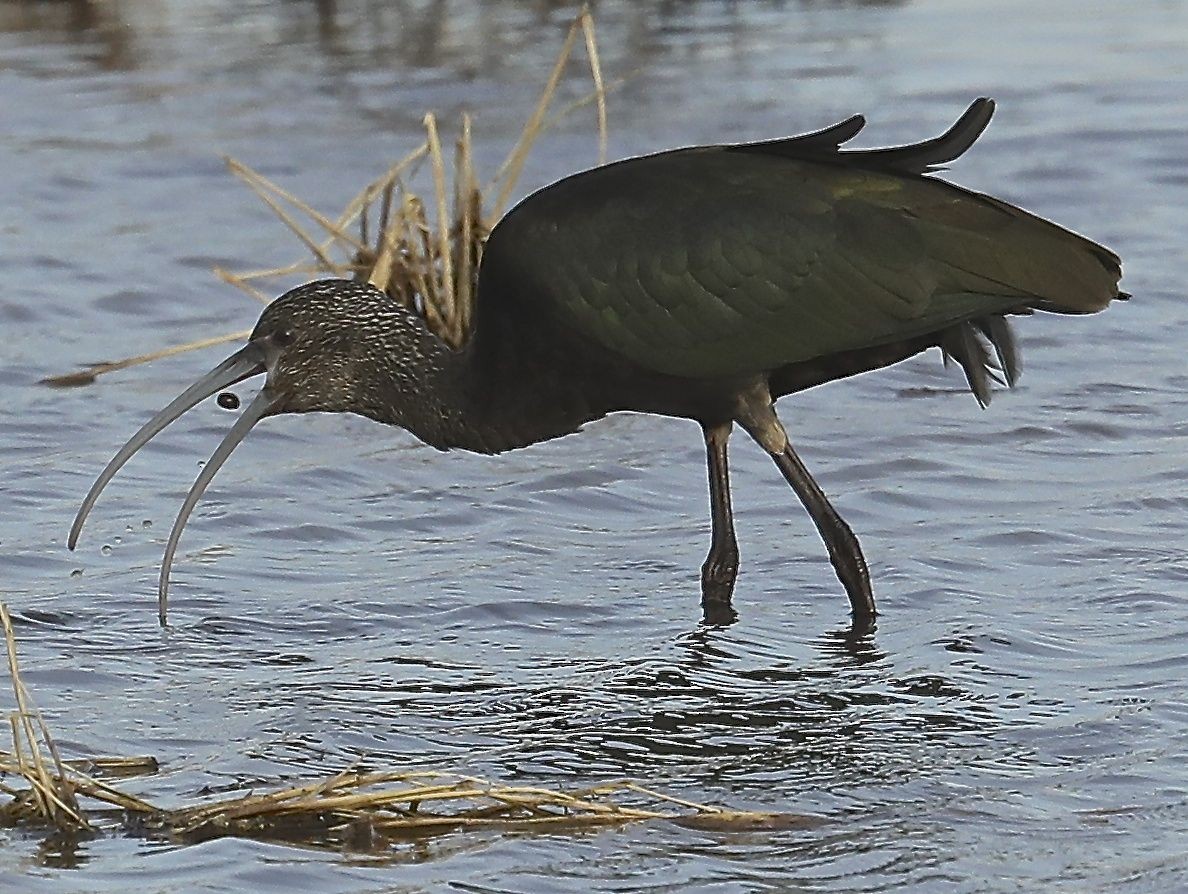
2,1,1187,891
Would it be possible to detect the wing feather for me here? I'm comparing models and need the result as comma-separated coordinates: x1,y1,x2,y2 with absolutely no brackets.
479,103,1122,380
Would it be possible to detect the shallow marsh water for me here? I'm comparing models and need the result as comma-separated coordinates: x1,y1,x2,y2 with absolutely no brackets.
2,0,1188,890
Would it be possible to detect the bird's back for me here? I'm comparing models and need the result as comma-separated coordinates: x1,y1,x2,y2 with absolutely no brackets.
477,102,1123,380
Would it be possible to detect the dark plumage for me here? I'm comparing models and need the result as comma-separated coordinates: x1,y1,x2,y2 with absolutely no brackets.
71,98,1125,625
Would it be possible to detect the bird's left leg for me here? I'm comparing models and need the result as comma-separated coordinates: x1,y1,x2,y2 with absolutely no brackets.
735,392,877,622
701,421,740,616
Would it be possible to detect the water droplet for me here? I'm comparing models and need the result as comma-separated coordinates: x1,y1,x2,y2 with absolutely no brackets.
218,391,241,410
101,544,113,556
70,568,83,578
142,519,152,528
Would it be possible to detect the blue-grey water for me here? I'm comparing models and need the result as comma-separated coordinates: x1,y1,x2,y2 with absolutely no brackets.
3,1,1187,891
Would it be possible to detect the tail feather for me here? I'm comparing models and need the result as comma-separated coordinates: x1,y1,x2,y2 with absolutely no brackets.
973,314,1020,387
942,315,1021,407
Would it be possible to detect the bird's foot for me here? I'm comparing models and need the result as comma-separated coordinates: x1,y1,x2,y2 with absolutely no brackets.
700,594,738,627
825,546,876,622
700,556,739,625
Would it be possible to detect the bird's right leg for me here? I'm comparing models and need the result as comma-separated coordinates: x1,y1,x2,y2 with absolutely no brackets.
701,421,740,616
735,400,877,622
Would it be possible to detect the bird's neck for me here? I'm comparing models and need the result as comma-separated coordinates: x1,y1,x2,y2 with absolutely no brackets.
356,308,596,455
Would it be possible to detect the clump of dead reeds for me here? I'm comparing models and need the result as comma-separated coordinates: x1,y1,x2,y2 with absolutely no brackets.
43,8,608,387
159,769,806,848
0,605,158,832
1,602,810,852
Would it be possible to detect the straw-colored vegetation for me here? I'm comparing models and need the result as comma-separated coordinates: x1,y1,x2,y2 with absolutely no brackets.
42,8,609,387
1,603,810,851
0,605,158,832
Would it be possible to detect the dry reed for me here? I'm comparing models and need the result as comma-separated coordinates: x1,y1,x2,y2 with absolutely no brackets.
0,604,158,831
43,7,611,385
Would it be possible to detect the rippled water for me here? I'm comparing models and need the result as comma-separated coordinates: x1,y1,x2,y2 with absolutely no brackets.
3,0,1188,890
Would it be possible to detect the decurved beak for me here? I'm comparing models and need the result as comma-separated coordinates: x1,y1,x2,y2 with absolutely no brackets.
69,339,279,624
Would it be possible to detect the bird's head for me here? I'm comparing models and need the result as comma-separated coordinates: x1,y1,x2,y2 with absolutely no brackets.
250,279,420,413
69,279,423,622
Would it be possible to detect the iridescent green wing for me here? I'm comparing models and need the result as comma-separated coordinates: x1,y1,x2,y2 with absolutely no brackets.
483,102,1120,379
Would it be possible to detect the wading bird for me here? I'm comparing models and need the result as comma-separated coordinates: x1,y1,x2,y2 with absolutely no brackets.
70,99,1124,625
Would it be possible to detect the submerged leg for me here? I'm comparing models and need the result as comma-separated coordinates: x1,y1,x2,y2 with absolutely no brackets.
736,400,876,621
701,422,739,617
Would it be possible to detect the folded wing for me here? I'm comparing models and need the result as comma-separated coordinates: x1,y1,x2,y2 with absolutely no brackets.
482,101,1123,380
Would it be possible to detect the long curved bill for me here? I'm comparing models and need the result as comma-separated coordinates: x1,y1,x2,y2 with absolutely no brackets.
69,340,273,623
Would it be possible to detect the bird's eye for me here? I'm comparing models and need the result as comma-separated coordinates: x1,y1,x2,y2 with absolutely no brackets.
273,329,295,347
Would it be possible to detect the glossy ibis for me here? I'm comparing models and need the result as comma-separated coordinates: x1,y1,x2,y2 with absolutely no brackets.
70,99,1125,625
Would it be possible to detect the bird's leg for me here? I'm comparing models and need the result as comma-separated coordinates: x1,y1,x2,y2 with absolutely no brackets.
701,422,740,618
736,403,876,621
770,440,876,620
